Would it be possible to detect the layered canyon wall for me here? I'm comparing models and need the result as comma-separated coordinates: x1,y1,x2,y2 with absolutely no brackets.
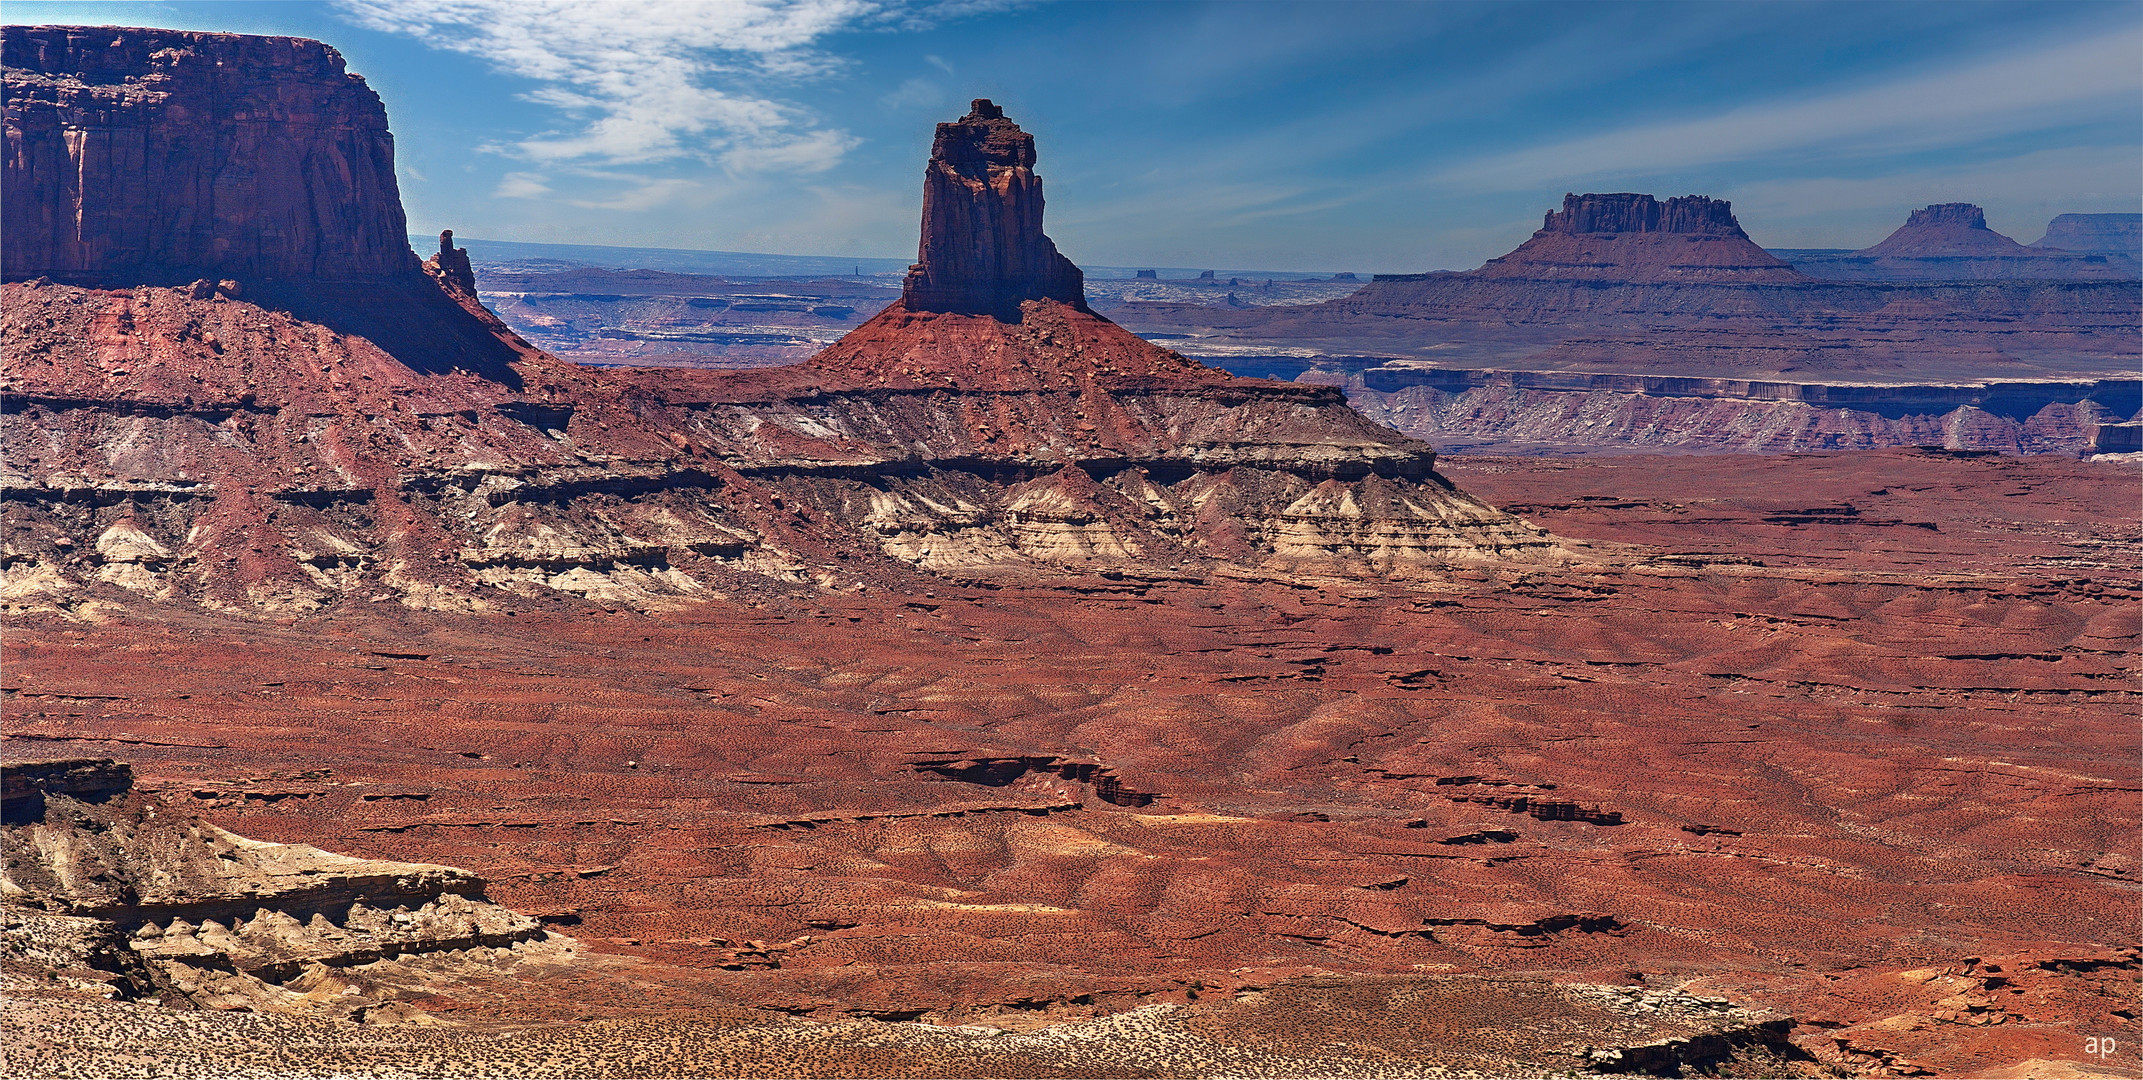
1,43,1554,618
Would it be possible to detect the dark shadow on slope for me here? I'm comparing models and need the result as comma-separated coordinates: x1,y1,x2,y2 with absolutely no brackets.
250,274,527,389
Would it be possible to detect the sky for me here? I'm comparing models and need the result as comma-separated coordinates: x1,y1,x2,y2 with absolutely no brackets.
10,0,2142,273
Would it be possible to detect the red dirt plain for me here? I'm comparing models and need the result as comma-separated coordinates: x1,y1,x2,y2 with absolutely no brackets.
6,448,2136,1076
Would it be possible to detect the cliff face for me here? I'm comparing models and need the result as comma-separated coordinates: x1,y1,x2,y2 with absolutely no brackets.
900,99,1086,318
1,25,418,284
1471,192,1802,283
1540,193,1747,237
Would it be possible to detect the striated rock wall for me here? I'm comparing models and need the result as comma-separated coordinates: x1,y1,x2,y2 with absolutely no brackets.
1336,380,2132,456
1,25,418,284
1306,366,2140,455
900,99,1086,318
0,758,563,1019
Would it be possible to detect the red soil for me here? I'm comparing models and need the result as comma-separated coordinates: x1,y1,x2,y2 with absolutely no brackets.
6,449,2135,1076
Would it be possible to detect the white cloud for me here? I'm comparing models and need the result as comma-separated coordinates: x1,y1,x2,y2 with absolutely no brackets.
333,0,921,170
1436,30,2143,191
493,171,553,199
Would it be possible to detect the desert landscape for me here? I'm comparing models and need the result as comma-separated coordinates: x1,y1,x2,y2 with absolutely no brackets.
2,17,2137,1080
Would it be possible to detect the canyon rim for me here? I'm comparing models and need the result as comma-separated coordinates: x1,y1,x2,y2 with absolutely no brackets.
2,17,2139,1080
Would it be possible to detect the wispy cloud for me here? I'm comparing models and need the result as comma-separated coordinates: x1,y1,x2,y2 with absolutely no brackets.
334,0,985,172
879,77,946,111
1435,30,2143,191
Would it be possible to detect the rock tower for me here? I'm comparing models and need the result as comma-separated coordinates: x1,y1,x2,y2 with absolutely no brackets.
899,99,1086,319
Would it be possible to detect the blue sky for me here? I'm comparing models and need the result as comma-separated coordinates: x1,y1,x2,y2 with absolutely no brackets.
11,0,2141,272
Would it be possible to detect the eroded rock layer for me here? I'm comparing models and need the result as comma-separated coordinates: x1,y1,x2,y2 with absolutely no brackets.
0,275,1557,616
0,757,575,1021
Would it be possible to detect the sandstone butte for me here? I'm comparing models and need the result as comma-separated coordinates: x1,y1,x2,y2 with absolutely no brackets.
3,25,2140,1080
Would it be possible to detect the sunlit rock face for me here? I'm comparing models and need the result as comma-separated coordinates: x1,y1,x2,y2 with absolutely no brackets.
900,99,1088,319
1,25,419,284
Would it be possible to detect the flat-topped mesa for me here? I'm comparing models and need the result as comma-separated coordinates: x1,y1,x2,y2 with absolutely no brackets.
900,99,1087,319
1473,192,1801,283
1857,203,2029,258
1540,193,1747,237
1,25,420,284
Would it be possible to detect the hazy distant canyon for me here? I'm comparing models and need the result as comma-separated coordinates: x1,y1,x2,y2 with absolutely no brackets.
466,198,2142,458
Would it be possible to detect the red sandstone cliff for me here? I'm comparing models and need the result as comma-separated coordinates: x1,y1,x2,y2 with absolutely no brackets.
899,99,1086,318
2,25,418,284
0,58,1551,614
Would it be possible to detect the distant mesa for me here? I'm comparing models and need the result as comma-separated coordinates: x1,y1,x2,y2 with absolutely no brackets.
1,25,418,284
1855,203,2029,258
1543,192,1748,237
1781,203,2142,281
2033,213,2143,256
1136,269,1159,279
1469,192,1803,283
1198,269,1216,281
899,99,1086,319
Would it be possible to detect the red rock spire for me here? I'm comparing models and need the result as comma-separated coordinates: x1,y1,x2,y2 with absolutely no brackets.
900,99,1086,319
